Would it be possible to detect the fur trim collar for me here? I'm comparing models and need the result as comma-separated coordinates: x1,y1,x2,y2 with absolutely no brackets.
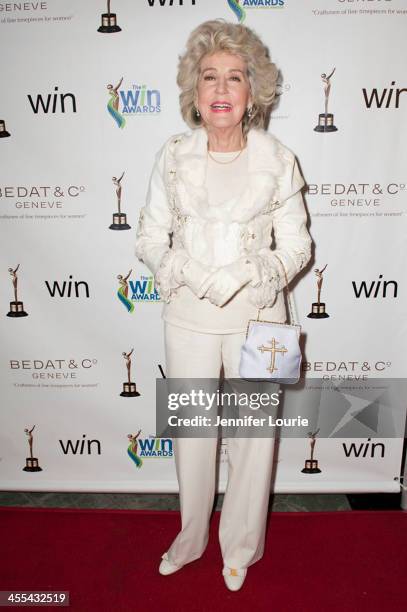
170,126,300,223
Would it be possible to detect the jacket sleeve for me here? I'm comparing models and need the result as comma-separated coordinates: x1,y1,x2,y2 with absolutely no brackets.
247,154,312,308
134,141,187,303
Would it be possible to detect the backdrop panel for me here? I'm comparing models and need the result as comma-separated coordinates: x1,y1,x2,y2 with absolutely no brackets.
1,0,406,492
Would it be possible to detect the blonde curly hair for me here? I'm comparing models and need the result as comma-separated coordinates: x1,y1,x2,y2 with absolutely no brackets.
177,19,279,136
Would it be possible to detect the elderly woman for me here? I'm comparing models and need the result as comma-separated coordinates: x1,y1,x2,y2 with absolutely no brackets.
135,19,312,591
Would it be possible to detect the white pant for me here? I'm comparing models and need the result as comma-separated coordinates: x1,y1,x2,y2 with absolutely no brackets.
164,321,275,569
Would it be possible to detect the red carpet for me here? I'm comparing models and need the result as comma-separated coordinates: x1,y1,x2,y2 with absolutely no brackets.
0,507,405,611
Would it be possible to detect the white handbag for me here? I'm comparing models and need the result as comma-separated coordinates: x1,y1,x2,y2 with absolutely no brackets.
239,254,302,384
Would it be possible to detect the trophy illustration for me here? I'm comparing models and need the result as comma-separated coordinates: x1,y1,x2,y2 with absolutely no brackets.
97,0,122,33
301,428,321,474
120,348,140,397
7,264,28,317
109,171,130,230
308,264,329,318
0,119,10,138
23,425,42,472
314,68,338,132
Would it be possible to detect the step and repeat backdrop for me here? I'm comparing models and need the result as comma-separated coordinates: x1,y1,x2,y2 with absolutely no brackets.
1,0,406,493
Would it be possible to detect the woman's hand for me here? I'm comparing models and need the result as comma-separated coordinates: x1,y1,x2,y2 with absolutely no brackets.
180,257,215,298
199,258,258,307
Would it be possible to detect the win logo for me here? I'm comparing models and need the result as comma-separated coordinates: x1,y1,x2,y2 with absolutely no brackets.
28,86,77,114
362,81,406,109
342,439,385,458
107,77,161,127
59,435,101,455
45,276,90,298
352,275,398,298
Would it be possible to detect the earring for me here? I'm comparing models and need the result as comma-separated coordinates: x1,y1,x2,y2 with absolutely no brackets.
195,106,200,118
247,105,253,118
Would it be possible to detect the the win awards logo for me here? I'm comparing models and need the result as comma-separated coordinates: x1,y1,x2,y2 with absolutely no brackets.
106,77,161,128
127,429,174,470
228,0,285,23
117,269,160,311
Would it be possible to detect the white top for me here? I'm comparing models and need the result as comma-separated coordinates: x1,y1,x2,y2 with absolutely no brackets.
162,147,262,334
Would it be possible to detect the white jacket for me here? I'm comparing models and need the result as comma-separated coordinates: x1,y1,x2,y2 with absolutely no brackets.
135,126,312,321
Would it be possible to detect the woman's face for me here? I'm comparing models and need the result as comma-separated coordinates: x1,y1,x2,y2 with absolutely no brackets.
196,51,252,132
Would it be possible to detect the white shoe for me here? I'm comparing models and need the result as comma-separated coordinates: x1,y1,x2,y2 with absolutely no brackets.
222,566,247,591
158,552,183,576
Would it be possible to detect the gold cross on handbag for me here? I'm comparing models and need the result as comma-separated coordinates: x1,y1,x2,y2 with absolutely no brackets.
240,253,302,384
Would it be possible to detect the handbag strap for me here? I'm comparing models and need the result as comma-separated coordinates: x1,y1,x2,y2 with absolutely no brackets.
256,253,299,326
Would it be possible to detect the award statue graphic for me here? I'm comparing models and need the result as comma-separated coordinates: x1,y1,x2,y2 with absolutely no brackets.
107,77,126,129
308,264,329,318
109,171,131,230
0,119,10,138
97,0,122,33
120,348,140,397
314,67,338,132
23,425,42,472
7,264,28,317
127,429,143,468
301,428,322,474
